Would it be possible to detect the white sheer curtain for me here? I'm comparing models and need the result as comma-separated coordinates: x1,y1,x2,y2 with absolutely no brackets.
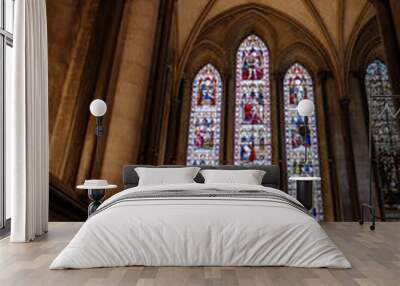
7,0,49,242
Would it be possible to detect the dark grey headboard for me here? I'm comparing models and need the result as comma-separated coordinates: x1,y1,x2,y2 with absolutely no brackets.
123,165,280,190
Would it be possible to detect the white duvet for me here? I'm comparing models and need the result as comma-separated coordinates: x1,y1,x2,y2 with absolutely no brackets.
50,183,351,269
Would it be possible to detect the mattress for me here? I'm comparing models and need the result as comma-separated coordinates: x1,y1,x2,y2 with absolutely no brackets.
50,183,351,269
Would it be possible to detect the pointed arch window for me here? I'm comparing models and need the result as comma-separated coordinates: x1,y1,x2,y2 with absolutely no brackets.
234,34,271,165
186,64,223,165
283,63,323,219
365,59,400,214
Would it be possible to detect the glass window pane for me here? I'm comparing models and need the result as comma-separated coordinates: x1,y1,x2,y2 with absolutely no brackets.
5,0,14,34
186,64,223,165
234,34,272,165
0,36,3,227
5,43,12,219
0,0,3,30
283,63,323,220
365,60,400,218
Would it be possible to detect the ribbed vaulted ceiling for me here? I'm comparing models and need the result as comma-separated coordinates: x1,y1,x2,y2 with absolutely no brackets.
177,0,375,67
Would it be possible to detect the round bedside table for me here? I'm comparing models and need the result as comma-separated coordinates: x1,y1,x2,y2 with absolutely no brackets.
288,176,321,210
77,184,117,216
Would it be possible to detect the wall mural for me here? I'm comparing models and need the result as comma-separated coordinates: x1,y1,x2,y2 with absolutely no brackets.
365,59,400,218
187,64,223,165
283,63,323,220
234,34,272,165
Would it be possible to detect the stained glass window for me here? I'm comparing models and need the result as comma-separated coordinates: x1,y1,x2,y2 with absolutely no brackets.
365,59,400,217
187,64,223,165
283,63,323,220
234,35,271,165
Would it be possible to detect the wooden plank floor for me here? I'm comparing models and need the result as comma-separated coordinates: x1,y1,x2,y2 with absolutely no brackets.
0,222,399,286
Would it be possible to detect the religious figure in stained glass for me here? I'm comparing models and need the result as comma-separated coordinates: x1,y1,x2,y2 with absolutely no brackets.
234,34,271,165
365,59,400,216
187,64,222,166
197,74,217,106
283,63,323,220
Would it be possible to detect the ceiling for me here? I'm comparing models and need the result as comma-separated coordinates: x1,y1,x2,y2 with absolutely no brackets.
177,0,375,68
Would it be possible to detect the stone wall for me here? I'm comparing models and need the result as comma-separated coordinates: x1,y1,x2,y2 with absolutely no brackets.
99,0,160,193
47,0,160,200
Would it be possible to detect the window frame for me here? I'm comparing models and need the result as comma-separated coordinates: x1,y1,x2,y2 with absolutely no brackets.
0,0,14,229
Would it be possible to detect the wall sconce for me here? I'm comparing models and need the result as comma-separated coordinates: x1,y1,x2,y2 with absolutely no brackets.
90,99,107,167
297,99,315,165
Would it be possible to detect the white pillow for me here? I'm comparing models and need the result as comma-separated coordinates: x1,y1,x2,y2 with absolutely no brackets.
135,167,200,186
200,169,266,185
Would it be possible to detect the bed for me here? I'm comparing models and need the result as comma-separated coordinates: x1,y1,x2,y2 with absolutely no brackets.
50,165,350,269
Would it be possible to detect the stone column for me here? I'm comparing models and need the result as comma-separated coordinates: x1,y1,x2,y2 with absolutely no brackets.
138,0,176,165
324,77,353,220
164,78,186,165
316,71,337,221
372,0,400,94
222,72,233,165
390,0,400,53
272,71,284,191
175,76,191,165
339,97,361,220
350,71,386,219
99,0,161,190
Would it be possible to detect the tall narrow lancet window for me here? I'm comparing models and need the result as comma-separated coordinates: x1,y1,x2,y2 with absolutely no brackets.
187,64,223,165
234,35,271,165
283,63,323,219
365,59,400,216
